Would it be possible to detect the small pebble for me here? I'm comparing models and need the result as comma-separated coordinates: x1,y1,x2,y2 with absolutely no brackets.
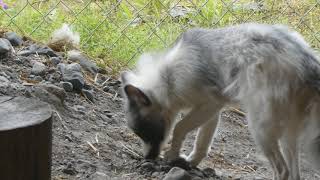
140,161,156,171
168,157,191,170
82,89,94,102
60,81,73,92
34,76,43,82
31,62,46,76
202,167,216,177
163,167,192,180
4,32,23,46
50,57,61,66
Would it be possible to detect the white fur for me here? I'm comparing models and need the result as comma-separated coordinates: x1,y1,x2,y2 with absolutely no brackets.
122,23,320,180
49,23,80,47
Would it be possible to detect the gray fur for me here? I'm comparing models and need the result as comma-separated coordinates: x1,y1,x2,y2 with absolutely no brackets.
121,23,320,179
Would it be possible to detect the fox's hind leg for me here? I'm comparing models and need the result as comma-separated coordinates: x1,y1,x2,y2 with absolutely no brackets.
280,130,300,180
247,107,289,180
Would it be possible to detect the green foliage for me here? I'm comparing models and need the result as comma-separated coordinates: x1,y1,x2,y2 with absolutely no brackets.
0,0,319,71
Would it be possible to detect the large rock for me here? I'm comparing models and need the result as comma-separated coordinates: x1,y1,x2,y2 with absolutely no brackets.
18,44,58,57
4,32,23,46
39,84,66,102
32,84,66,108
0,38,12,55
58,63,84,92
163,167,192,180
68,50,99,75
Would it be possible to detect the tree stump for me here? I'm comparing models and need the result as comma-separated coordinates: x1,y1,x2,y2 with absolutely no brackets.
0,96,53,180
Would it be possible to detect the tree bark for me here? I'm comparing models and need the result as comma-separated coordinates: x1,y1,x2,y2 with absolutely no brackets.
0,96,53,180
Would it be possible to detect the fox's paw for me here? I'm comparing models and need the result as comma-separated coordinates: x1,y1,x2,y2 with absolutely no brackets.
164,149,179,161
167,155,192,170
185,151,204,167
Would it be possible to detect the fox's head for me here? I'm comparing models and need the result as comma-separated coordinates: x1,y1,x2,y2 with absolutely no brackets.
120,71,171,159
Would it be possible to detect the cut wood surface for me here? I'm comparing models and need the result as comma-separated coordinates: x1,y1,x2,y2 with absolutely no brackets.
0,96,53,180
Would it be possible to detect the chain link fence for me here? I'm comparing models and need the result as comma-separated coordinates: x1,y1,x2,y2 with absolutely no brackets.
1,0,320,70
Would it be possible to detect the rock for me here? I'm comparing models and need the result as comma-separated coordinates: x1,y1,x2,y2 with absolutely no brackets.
168,157,191,170
107,80,121,87
140,161,156,171
160,164,172,172
18,44,58,57
90,171,110,180
31,62,46,76
34,76,43,82
0,38,11,54
32,84,66,108
0,76,9,82
95,73,109,85
60,81,73,92
0,76,10,88
74,105,86,114
58,63,84,92
82,89,94,102
163,167,192,180
202,167,216,177
102,86,117,95
152,171,160,177
189,169,205,178
253,177,265,180
39,84,66,102
50,57,61,66
9,83,25,92
68,50,99,75
103,110,113,118
103,86,110,92
4,32,23,46
0,72,10,79
62,163,77,175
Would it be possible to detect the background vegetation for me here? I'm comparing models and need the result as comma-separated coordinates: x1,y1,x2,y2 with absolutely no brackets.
1,0,319,72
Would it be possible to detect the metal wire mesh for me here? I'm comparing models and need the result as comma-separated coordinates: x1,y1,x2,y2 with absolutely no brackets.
1,0,319,68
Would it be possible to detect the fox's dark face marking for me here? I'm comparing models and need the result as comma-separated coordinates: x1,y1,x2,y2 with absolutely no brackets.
122,84,166,159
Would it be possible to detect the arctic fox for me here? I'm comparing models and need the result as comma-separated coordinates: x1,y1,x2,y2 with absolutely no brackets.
120,23,320,180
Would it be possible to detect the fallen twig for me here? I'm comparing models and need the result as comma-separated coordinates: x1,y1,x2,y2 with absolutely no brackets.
119,141,142,159
94,73,99,84
229,107,246,116
95,133,99,143
87,141,98,152
54,111,69,130
112,92,118,101
101,77,111,86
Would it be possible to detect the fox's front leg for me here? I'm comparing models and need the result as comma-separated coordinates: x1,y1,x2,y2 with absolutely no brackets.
164,103,222,166
186,117,219,166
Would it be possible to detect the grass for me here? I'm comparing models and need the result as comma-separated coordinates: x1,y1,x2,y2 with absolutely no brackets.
0,0,320,72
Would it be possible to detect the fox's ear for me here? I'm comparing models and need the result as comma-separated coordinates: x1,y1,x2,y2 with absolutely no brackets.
124,85,151,106
120,71,137,85
120,71,129,84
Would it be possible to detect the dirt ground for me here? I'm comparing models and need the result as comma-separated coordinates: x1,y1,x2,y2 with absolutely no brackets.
1,38,319,180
